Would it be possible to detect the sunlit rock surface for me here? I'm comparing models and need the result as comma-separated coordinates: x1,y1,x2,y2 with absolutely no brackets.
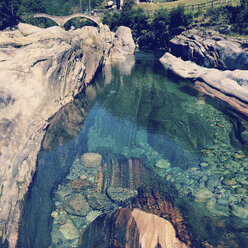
160,52,248,116
170,29,248,70
107,26,136,61
0,23,134,247
79,208,188,248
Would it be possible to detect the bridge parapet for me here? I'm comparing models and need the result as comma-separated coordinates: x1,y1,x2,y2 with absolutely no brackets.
33,13,100,28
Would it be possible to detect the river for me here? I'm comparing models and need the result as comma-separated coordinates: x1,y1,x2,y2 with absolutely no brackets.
18,51,248,247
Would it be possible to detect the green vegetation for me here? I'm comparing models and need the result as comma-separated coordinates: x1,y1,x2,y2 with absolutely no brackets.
102,0,247,48
138,0,240,12
0,0,247,48
103,0,194,48
0,0,104,30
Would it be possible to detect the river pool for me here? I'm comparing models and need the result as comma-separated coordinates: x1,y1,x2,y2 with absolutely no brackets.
19,51,248,248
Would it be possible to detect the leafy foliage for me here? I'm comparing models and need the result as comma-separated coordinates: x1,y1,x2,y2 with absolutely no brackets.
102,0,149,42
234,0,248,34
205,6,235,25
103,3,193,49
0,0,18,29
151,8,170,48
0,0,105,30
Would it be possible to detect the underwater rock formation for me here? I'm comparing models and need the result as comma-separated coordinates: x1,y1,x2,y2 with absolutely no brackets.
79,208,188,248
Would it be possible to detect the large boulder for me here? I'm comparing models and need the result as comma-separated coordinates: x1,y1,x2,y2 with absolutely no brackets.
79,208,188,248
0,23,135,247
109,26,135,60
169,29,248,70
160,52,248,116
17,23,44,36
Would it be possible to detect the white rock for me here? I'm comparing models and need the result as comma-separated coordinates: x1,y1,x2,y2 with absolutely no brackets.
160,53,248,103
0,23,135,247
18,23,44,36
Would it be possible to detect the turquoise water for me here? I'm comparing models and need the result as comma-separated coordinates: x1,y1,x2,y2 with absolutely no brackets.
19,51,248,247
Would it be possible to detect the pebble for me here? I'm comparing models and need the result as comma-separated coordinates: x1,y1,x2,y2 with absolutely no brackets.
80,174,87,180
192,187,213,202
200,162,209,168
234,154,245,159
51,211,59,218
222,178,237,186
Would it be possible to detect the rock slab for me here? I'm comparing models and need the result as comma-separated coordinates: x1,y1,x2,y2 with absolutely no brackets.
170,29,248,70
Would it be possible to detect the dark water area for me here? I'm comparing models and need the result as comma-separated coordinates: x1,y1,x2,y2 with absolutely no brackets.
18,51,248,247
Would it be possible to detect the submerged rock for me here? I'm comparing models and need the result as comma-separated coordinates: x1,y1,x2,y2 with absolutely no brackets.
80,153,102,167
222,178,237,186
79,208,188,248
192,188,213,202
155,159,171,169
59,219,78,240
62,193,91,216
85,192,112,210
107,186,138,202
229,204,248,219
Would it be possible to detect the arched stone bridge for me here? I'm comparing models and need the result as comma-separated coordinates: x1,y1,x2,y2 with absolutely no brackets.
33,13,100,28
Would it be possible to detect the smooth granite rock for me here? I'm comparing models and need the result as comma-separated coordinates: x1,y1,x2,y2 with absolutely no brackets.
0,23,135,247
170,29,248,70
160,52,248,117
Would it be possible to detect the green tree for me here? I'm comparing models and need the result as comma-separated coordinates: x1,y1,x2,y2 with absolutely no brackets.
0,0,18,29
152,8,170,48
169,5,193,35
235,0,248,34
102,11,121,31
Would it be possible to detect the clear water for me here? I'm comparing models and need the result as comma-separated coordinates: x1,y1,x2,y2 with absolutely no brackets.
19,51,248,247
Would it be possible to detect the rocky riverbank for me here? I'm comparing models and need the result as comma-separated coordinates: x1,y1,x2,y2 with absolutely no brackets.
161,29,248,118
0,23,134,247
169,29,248,70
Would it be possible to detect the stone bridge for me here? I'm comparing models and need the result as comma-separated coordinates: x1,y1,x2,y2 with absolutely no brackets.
33,13,100,28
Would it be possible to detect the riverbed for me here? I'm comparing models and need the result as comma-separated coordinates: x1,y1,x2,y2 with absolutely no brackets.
19,51,248,247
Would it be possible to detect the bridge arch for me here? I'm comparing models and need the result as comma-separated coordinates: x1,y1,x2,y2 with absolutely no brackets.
33,13,100,28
